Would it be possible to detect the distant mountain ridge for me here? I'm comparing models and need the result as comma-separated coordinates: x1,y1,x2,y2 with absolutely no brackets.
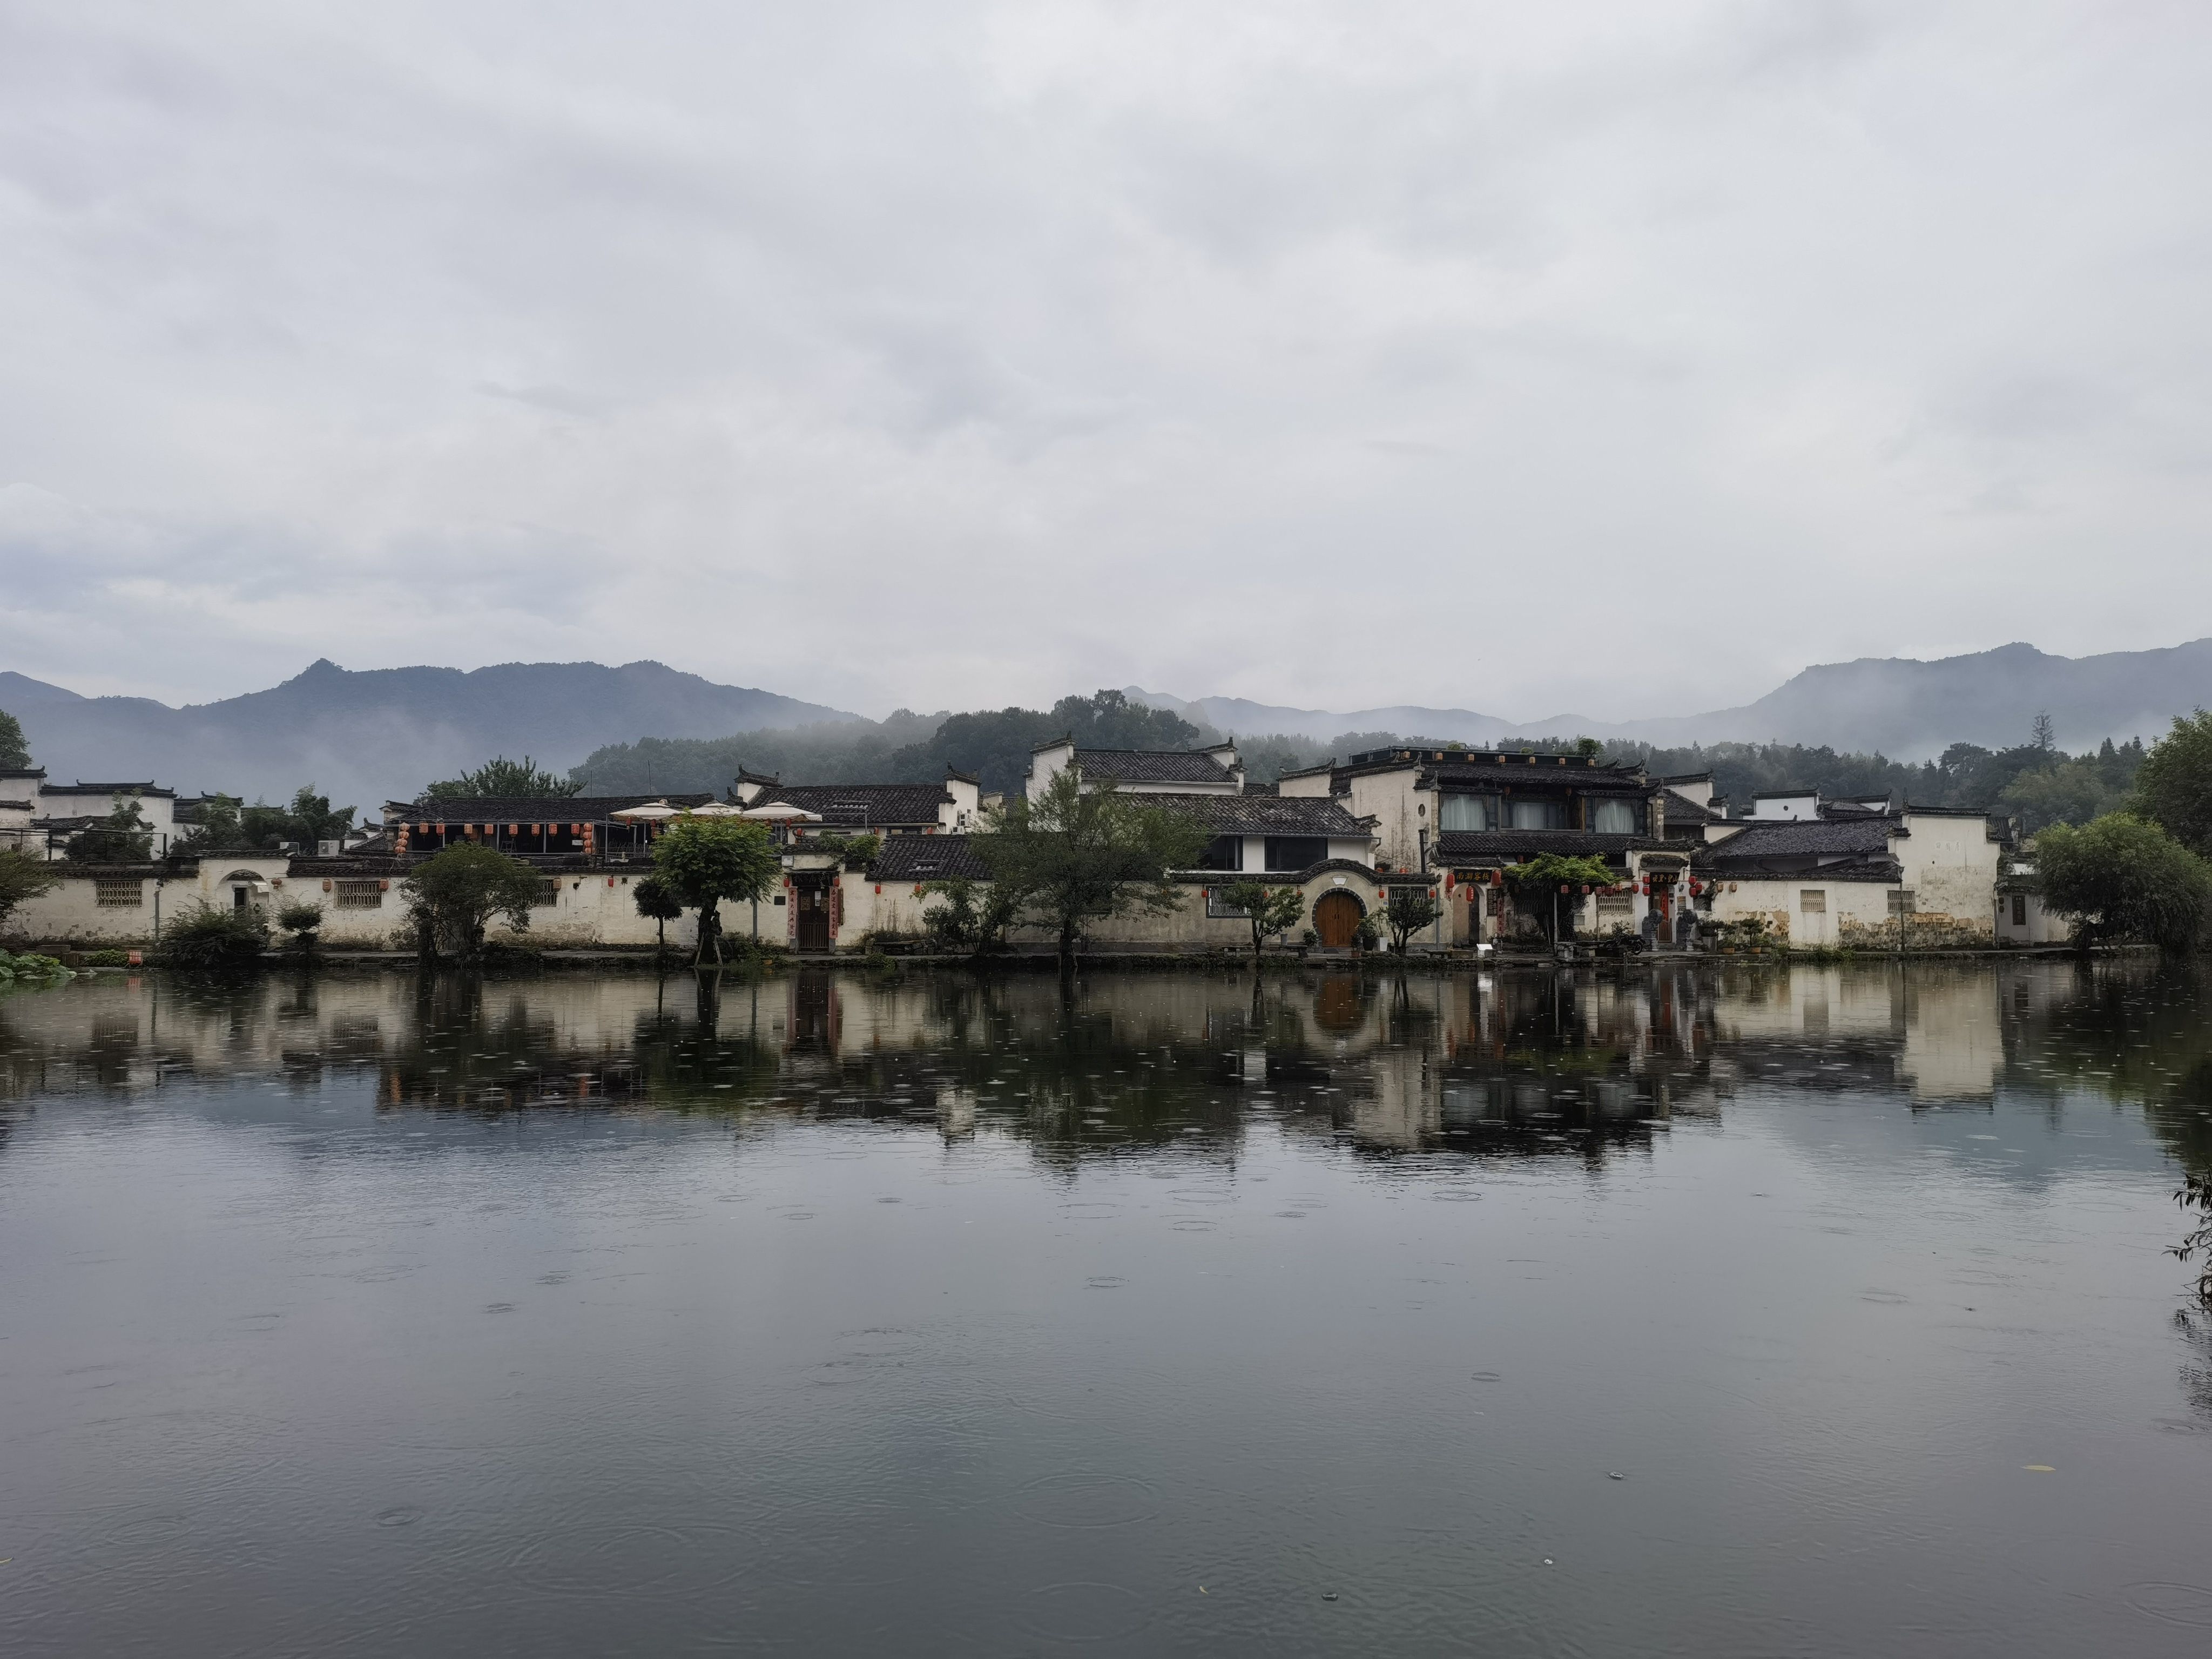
1131,638,2212,759
0,659,854,807
7,637,2209,810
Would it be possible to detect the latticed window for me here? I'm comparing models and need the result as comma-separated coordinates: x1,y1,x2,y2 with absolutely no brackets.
535,879,561,907
333,880,383,909
1800,890,1826,914
95,878,143,907
1596,893,1633,920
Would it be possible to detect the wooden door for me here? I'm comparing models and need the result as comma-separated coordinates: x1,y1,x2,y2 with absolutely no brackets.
795,883,832,950
1314,890,1361,949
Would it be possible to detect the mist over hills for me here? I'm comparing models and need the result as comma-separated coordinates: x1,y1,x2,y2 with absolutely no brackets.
0,659,852,808
4,637,2209,807
1131,639,2212,759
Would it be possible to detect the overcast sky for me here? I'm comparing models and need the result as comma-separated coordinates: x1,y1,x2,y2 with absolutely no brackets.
2,2,2208,723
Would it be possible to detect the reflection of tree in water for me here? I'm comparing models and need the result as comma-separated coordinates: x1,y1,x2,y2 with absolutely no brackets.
2173,1309,2212,1427
1999,959,2212,1181
380,969,781,1115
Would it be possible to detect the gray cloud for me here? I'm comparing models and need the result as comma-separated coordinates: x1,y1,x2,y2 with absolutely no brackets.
1,1,2208,720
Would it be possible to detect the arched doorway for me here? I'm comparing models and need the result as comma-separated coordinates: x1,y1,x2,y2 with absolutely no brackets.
1313,889,1364,950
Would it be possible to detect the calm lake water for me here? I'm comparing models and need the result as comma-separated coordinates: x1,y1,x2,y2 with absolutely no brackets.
4,960,2212,1656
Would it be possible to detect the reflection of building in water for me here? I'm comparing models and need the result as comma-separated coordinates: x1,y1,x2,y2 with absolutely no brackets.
1897,967,2002,1101
2,960,2022,1143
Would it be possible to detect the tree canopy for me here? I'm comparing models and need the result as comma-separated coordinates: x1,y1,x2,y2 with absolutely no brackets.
1377,886,1441,952
2035,813,2212,954
423,756,582,800
920,876,1019,954
0,847,62,928
403,843,544,960
63,795,154,864
2133,710,2212,859
1220,879,1305,962
975,768,1210,965
0,707,29,771
174,786,357,855
650,816,781,963
632,873,683,954
1603,732,2148,827
1505,853,1620,943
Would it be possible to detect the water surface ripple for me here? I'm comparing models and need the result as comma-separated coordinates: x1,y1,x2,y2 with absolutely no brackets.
3,960,2211,1656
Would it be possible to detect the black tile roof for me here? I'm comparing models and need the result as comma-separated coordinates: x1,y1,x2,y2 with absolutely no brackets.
1701,853,1904,884
1704,817,1898,862
46,781,176,798
869,834,993,882
1074,750,1237,786
392,793,715,820
1433,830,1672,862
1662,788,1725,824
754,783,951,826
1130,792,1370,836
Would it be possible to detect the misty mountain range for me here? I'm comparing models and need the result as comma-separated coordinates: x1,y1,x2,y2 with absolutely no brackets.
1129,638,2212,758
4,638,2208,808
0,659,851,810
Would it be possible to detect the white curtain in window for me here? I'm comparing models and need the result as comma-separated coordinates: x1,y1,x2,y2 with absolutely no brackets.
1509,798,1566,830
1590,798,1638,834
1439,794,1492,832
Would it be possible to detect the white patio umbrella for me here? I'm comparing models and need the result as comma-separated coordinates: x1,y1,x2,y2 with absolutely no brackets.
739,802,823,823
684,801,748,818
611,800,682,821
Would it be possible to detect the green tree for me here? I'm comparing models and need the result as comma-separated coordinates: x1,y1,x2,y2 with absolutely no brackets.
403,842,544,961
632,873,683,955
2035,813,2212,954
423,755,582,801
284,786,356,848
64,794,154,863
1220,879,1305,963
0,707,29,771
174,794,245,853
1505,853,1619,943
650,817,781,965
0,847,62,929
974,770,1210,968
1999,756,2128,833
173,787,355,854
921,876,1017,953
2134,710,2212,858
1377,887,1441,953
